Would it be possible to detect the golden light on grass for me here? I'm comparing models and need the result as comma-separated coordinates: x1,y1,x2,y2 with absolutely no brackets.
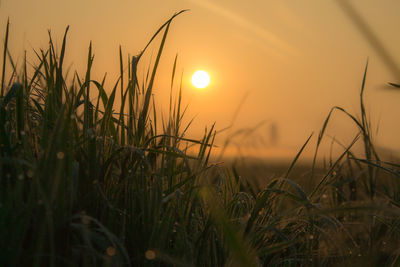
191,70,210,89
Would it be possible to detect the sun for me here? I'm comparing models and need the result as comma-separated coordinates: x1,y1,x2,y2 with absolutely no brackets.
191,70,210,89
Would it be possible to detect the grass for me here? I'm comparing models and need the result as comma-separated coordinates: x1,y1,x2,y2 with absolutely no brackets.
1,10,400,266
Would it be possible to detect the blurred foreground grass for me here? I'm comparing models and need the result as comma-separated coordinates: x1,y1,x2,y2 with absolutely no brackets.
1,11,400,267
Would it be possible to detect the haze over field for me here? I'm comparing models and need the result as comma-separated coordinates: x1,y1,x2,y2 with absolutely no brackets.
2,0,400,159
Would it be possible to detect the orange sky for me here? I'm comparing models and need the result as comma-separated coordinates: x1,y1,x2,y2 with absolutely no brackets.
1,0,400,160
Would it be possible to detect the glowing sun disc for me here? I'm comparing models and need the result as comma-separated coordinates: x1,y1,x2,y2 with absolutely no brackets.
191,70,210,89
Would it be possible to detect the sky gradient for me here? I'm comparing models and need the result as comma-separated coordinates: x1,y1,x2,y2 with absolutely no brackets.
1,0,400,159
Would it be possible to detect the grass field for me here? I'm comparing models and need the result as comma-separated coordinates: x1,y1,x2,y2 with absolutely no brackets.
1,11,400,266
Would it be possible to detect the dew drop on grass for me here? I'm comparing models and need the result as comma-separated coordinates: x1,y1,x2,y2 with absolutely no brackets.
57,151,65,159
87,128,94,138
27,170,34,178
145,250,156,260
81,215,90,225
106,246,116,256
